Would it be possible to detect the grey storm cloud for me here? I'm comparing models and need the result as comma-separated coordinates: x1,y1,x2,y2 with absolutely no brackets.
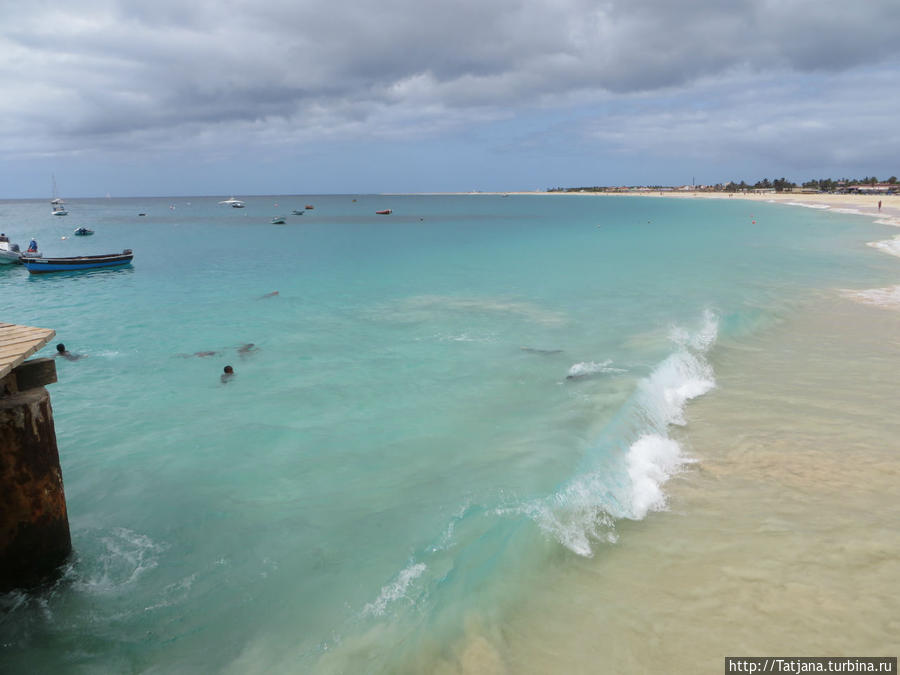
2,0,899,158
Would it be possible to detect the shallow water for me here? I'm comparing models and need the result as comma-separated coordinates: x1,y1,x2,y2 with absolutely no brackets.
1,194,897,672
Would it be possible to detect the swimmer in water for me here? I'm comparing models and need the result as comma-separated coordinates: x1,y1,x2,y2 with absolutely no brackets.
55,343,85,361
221,365,235,383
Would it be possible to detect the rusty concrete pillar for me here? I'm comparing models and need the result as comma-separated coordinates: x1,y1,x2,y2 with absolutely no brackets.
0,358,71,592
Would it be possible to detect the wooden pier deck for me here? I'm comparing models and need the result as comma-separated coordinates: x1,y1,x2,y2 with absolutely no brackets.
0,322,56,380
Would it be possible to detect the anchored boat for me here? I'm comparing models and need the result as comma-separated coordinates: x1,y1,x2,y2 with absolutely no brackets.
23,249,134,274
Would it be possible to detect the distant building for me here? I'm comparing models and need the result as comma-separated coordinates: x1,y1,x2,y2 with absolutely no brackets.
846,184,892,194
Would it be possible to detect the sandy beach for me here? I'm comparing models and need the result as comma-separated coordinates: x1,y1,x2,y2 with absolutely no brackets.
435,190,900,228
617,190,900,226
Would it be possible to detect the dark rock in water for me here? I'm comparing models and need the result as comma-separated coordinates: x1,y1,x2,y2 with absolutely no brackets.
237,343,258,357
520,347,563,355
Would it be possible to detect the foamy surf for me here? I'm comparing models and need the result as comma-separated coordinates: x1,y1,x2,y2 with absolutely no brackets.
867,237,900,259
785,202,830,210
565,360,626,379
527,311,717,556
362,562,427,617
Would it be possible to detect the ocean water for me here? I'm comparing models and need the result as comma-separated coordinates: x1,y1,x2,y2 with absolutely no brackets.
1,194,897,673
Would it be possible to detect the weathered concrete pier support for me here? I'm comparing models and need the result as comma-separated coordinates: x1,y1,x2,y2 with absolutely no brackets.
0,323,71,592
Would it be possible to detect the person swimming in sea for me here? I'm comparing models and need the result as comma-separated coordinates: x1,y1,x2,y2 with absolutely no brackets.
221,365,235,384
55,343,85,361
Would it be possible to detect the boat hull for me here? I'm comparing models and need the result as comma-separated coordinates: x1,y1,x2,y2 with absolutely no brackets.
23,252,133,274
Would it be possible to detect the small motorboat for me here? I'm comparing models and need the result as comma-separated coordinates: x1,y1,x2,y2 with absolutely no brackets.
23,249,134,274
291,210,304,215
271,216,286,224
375,209,392,215
219,197,245,208
73,227,94,236
0,236,21,265
305,204,314,210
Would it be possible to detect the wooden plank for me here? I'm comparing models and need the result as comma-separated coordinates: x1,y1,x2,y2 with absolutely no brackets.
0,342,49,359
0,325,52,339
0,333,56,349
0,332,54,351
0,324,55,380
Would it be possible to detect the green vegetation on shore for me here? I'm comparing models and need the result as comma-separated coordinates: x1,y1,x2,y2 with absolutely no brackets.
548,175,898,194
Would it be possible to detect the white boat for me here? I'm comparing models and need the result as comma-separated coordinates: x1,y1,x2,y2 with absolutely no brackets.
218,196,245,208
0,234,20,264
51,175,68,215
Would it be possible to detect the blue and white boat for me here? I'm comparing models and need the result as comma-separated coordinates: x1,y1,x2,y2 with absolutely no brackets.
23,249,134,274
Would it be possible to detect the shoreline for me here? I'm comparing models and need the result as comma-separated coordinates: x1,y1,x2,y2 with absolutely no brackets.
390,190,900,227
435,194,900,672
592,189,900,226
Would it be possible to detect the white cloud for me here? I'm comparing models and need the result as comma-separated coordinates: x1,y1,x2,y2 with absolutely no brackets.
1,0,898,191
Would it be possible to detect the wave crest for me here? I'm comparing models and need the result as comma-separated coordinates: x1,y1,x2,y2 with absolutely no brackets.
530,310,718,556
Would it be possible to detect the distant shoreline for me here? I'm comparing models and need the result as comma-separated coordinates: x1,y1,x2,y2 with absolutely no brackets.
395,190,900,227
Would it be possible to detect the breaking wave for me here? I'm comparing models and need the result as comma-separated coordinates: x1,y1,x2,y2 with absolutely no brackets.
524,309,717,555
354,311,719,627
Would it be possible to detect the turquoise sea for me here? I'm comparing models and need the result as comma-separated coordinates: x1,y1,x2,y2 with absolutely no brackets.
1,194,897,672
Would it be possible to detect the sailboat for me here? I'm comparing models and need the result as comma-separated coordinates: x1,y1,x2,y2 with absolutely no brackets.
51,175,68,216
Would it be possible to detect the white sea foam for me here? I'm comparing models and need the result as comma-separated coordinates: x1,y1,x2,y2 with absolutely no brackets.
526,312,717,556
868,238,900,259
785,202,830,210
362,562,426,617
74,528,165,592
626,434,690,519
565,360,626,379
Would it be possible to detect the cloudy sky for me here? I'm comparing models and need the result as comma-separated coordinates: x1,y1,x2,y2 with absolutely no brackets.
2,0,899,197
